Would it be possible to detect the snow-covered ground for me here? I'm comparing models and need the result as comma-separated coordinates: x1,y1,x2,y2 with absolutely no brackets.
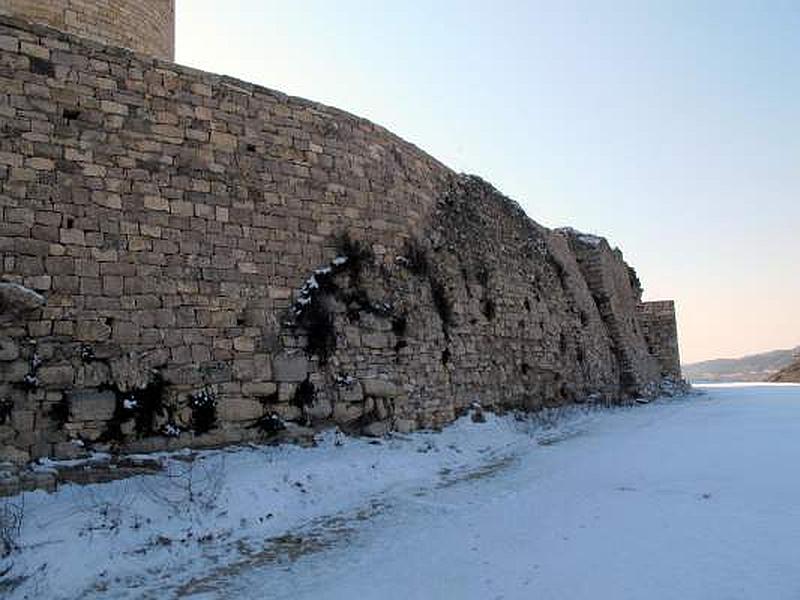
3,384,800,599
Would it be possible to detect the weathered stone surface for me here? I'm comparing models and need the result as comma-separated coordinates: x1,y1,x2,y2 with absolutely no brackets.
38,365,74,387
277,383,297,403
271,403,302,422
273,354,309,383
218,398,264,423
394,418,417,434
333,402,364,425
67,390,116,421
19,471,56,492
0,425,16,444
0,338,19,361
76,362,111,388
639,301,682,379
0,445,29,465
10,410,34,432
337,382,364,403
0,283,45,319
242,382,277,397
307,396,333,420
362,379,404,399
0,15,681,470
110,352,166,392
75,320,112,342
362,420,391,437
0,0,175,61
0,361,28,383
53,441,89,460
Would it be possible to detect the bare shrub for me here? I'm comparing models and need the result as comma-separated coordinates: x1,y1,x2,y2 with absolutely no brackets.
138,453,225,521
0,496,24,558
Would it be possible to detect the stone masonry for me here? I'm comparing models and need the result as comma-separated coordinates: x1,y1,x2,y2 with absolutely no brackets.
0,14,682,467
0,0,174,61
638,300,682,380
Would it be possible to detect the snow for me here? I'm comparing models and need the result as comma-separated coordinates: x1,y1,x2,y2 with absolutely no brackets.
3,384,800,599
555,226,605,247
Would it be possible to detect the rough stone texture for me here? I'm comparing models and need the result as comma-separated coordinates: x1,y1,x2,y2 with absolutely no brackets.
0,16,683,466
560,229,662,393
67,389,115,421
0,0,174,60
638,300,682,379
0,282,45,319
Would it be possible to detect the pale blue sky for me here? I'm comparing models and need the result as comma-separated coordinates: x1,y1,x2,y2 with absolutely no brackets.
176,1,799,363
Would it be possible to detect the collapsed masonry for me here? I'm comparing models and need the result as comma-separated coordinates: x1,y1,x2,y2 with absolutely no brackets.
0,15,682,469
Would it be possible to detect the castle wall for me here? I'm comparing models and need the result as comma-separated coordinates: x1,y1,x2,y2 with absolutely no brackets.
0,0,174,61
561,230,663,392
638,301,682,380
0,17,680,467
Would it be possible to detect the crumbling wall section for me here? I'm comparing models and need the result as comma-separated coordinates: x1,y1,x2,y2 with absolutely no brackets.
639,300,682,380
558,229,662,393
0,17,680,466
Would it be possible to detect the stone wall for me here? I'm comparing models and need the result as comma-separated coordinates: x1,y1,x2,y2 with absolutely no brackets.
0,16,681,465
0,0,174,60
638,300,681,379
560,228,662,392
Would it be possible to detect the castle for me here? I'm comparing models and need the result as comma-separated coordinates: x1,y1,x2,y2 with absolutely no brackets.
0,1,681,474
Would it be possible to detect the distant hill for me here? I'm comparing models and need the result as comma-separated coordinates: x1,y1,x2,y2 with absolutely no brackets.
683,346,800,383
769,358,800,383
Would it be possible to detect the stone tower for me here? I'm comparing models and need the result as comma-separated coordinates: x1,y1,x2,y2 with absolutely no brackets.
0,0,175,61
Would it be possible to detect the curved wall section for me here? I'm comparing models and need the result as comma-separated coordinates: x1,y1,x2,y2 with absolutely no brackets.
0,0,175,60
0,15,680,470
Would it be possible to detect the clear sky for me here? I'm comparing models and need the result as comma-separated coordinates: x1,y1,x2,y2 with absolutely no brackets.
176,1,799,364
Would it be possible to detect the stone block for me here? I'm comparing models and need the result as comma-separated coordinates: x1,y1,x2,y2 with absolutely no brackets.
144,195,169,212
20,472,56,492
122,437,169,454
53,441,89,460
100,100,128,115
0,360,28,383
38,365,74,387
75,362,111,388
232,359,255,380
252,353,275,382
0,338,20,361
242,381,277,397
362,420,391,437
0,425,15,444
0,445,30,465
67,389,116,421
59,228,85,245
362,378,404,399
362,332,390,349
375,398,392,420
394,418,417,434
210,131,237,151
233,336,255,352
271,403,302,422
333,401,364,424
218,398,264,422
10,410,34,432
0,282,46,317
20,42,50,60
273,354,309,382
337,381,364,403
307,396,332,420
76,320,112,342
278,383,297,402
